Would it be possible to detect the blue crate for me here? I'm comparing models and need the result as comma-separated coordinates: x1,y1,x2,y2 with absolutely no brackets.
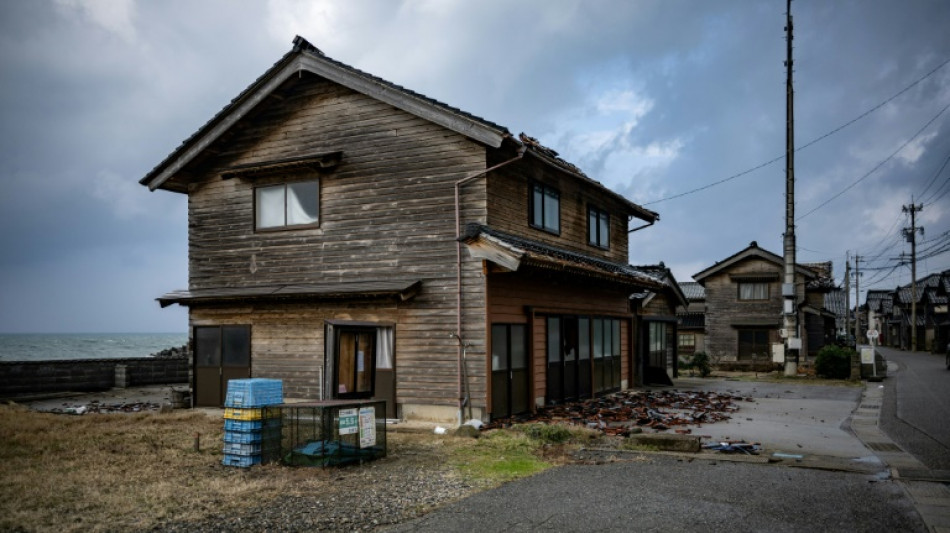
222,454,261,468
224,378,283,408
223,441,279,456
224,418,281,432
224,428,282,445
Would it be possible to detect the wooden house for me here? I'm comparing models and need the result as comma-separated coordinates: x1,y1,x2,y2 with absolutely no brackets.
630,265,687,385
692,242,837,368
676,281,706,358
140,37,665,422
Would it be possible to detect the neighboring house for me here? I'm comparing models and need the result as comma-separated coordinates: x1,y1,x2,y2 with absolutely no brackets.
676,281,706,358
630,264,688,385
865,289,894,346
692,242,837,368
141,37,666,422
872,270,950,352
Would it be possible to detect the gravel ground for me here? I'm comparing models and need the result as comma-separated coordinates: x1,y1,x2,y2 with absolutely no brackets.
145,439,482,532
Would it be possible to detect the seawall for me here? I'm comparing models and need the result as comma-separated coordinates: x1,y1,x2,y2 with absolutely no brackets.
0,358,188,399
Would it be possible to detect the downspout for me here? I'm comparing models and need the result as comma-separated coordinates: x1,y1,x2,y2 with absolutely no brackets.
454,144,526,425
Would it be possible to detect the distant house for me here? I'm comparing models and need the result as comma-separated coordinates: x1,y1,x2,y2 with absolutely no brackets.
630,264,688,385
870,271,950,352
676,281,706,358
140,37,666,422
692,242,837,368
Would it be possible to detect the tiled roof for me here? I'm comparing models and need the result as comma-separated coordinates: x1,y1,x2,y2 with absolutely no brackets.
677,312,705,329
824,289,847,316
461,224,665,289
142,36,510,188
680,282,705,301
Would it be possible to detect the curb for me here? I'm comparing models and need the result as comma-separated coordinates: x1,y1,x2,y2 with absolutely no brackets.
851,377,950,532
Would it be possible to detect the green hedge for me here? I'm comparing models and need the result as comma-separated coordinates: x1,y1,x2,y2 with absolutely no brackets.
814,345,854,379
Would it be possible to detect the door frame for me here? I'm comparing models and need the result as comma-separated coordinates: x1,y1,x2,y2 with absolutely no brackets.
192,324,251,407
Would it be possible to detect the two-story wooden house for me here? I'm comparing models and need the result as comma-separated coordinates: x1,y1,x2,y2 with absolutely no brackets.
141,37,664,422
693,242,837,368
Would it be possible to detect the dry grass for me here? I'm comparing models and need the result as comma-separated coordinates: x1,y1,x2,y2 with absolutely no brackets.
0,405,587,532
0,404,461,532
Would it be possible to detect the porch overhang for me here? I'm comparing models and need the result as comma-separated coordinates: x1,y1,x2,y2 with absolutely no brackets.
460,224,665,291
157,280,422,308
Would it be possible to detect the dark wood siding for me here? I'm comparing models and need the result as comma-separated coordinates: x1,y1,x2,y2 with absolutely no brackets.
486,269,634,412
486,160,632,265
184,76,490,409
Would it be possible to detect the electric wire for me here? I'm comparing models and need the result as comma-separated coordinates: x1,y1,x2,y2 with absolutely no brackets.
643,55,950,206
797,101,950,221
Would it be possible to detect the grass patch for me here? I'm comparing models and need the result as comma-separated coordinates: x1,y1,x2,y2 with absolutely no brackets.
451,430,551,485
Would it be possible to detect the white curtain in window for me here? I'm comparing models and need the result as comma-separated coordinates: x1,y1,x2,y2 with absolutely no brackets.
256,186,285,228
287,181,319,225
376,327,393,370
739,283,768,300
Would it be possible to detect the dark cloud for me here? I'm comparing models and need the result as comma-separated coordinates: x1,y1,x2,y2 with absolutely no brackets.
0,0,948,332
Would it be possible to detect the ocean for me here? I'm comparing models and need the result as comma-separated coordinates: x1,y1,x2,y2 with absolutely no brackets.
0,333,188,362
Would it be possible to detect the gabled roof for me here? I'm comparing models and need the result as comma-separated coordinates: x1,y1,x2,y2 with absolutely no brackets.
459,224,665,290
629,264,688,308
693,241,818,285
142,36,510,192
139,37,658,224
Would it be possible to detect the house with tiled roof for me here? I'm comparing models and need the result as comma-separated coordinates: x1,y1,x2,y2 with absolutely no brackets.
676,281,706,358
141,37,666,422
628,264,688,385
876,270,950,351
692,242,839,368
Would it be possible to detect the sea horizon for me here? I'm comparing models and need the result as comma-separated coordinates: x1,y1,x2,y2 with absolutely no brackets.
0,332,189,362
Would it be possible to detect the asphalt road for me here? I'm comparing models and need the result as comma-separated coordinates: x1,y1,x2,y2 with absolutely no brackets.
386,454,924,533
385,377,930,533
877,346,950,471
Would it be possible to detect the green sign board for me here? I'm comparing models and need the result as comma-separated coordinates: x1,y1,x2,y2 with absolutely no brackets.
339,408,359,435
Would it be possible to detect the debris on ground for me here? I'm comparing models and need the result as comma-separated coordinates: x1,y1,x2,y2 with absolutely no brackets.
47,400,163,414
703,441,762,455
484,390,744,436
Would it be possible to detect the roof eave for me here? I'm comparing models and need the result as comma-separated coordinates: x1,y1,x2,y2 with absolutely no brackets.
142,40,509,192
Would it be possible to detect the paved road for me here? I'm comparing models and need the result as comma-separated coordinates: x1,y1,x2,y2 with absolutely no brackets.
386,454,924,532
385,377,932,533
877,346,950,471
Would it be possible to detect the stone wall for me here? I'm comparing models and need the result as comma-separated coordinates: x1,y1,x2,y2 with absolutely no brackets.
0,358,188,398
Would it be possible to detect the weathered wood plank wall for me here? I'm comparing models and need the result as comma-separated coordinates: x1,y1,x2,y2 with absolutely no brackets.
184,74,490,410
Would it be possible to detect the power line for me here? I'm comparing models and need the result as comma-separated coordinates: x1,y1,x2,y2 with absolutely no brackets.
643,55,950,206
797,101,950,221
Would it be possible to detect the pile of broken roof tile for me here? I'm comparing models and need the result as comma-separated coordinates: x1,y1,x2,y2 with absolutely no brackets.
485,390,749,437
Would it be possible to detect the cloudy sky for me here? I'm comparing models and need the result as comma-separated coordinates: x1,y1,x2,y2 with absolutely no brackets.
1,0,949,333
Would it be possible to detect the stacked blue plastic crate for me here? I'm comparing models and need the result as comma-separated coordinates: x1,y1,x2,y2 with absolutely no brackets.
222,378,283,468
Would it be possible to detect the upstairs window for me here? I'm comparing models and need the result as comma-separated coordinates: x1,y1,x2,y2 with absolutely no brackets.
588,206,610,249
255,180,319,230
530,182,560,234
738,282,769,301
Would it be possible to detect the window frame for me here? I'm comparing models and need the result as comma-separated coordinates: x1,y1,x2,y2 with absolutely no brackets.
529,181,561,235
587,205,610,249
737,281,770,301
254,179,320,232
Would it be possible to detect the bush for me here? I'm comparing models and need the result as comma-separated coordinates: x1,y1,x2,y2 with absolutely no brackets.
689,352,711,377
814,345,854,379
518,423,575,444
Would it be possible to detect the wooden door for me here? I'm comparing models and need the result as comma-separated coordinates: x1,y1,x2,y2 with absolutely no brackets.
193,325,251,407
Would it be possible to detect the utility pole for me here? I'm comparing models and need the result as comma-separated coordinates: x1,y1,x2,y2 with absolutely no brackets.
903,201,924,351
844,254,851,345
853,254,862,346
782,0,800,376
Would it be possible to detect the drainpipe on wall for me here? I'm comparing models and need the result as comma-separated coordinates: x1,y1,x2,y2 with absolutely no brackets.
453,144,526,425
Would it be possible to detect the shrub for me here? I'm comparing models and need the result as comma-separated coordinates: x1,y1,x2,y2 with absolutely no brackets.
814,345,853,379
518,423,575,444
689,352,712,377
